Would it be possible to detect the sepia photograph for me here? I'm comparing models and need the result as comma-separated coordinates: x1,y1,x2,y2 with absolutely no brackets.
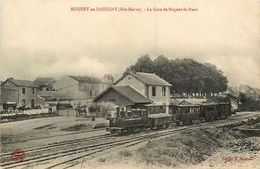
0,0,259,169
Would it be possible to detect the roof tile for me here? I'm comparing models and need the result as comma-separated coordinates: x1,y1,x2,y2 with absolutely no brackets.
111,86,151,104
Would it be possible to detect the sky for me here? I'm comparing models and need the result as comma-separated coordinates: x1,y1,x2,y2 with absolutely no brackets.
0,0,260,88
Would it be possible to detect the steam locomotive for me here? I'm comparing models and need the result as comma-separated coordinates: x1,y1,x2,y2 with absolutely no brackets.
106,100,232,135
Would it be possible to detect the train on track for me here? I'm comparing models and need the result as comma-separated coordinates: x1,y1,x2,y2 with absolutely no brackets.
106,100,232,135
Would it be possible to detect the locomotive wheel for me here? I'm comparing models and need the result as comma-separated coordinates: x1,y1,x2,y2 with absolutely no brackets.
189,120,192,125
192,120,197,124
7,107,13,113
200,118,204,123
165,123,169,128
120,129,129,135
110,130,116,135
181,121,184,126
134,128,142,133
176,121,184,126
205,116,211,122
117,129,124,136
162,123,166,129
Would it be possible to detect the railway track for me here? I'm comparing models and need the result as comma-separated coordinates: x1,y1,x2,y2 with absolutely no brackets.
0,113,258,169
1,127,105,145
3,136,148,169
0,124,203,169
0,133,111,159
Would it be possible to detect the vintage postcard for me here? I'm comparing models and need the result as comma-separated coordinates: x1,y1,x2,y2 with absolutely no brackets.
0,0,259,169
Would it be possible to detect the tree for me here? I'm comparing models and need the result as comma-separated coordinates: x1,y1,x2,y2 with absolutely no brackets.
124,54,155,74
103,74,115,84
238,92,260,111
125,55,228,94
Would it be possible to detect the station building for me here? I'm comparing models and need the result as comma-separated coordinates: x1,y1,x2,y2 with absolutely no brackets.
93,72,172,114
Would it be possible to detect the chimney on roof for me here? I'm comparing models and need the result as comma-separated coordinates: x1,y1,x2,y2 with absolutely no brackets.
8,77,14,80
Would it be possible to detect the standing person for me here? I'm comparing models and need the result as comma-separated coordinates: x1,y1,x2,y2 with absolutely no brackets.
76,106,80,117
120,108,126,118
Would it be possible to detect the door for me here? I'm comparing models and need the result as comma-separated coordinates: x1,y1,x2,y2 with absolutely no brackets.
31,99,35,109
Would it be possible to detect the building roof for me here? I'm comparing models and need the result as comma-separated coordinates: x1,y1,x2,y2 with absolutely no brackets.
5,78,38,88
135,72,172,86
93,85,151,104
34,77,56,86
114,72,172,86
68,75,102,83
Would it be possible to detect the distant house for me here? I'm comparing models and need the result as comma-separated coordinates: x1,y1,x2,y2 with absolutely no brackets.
34,77,57,102
94,72,172,113
1,78,38,108
34,77,56,91
53,75,109,100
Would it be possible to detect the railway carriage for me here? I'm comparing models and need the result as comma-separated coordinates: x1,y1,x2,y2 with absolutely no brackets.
200,103,218,121
170,99,202,125
171,104,201,125
148,113,172,129
217,102,232,119
169,100,232,126
146,105,172,129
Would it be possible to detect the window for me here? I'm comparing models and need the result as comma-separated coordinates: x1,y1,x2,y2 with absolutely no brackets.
120,109,126,118
90,90,92,96
152,86,156,96
161,106,166,113
32,88,35,94
22,99,26,105
22,88,25,94
79,83,85,91
132,111,139,118
162,87,166,96
127,112,132,119
154,106,161,113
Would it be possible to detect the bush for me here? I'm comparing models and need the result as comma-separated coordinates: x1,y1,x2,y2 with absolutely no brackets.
98,157,106,162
